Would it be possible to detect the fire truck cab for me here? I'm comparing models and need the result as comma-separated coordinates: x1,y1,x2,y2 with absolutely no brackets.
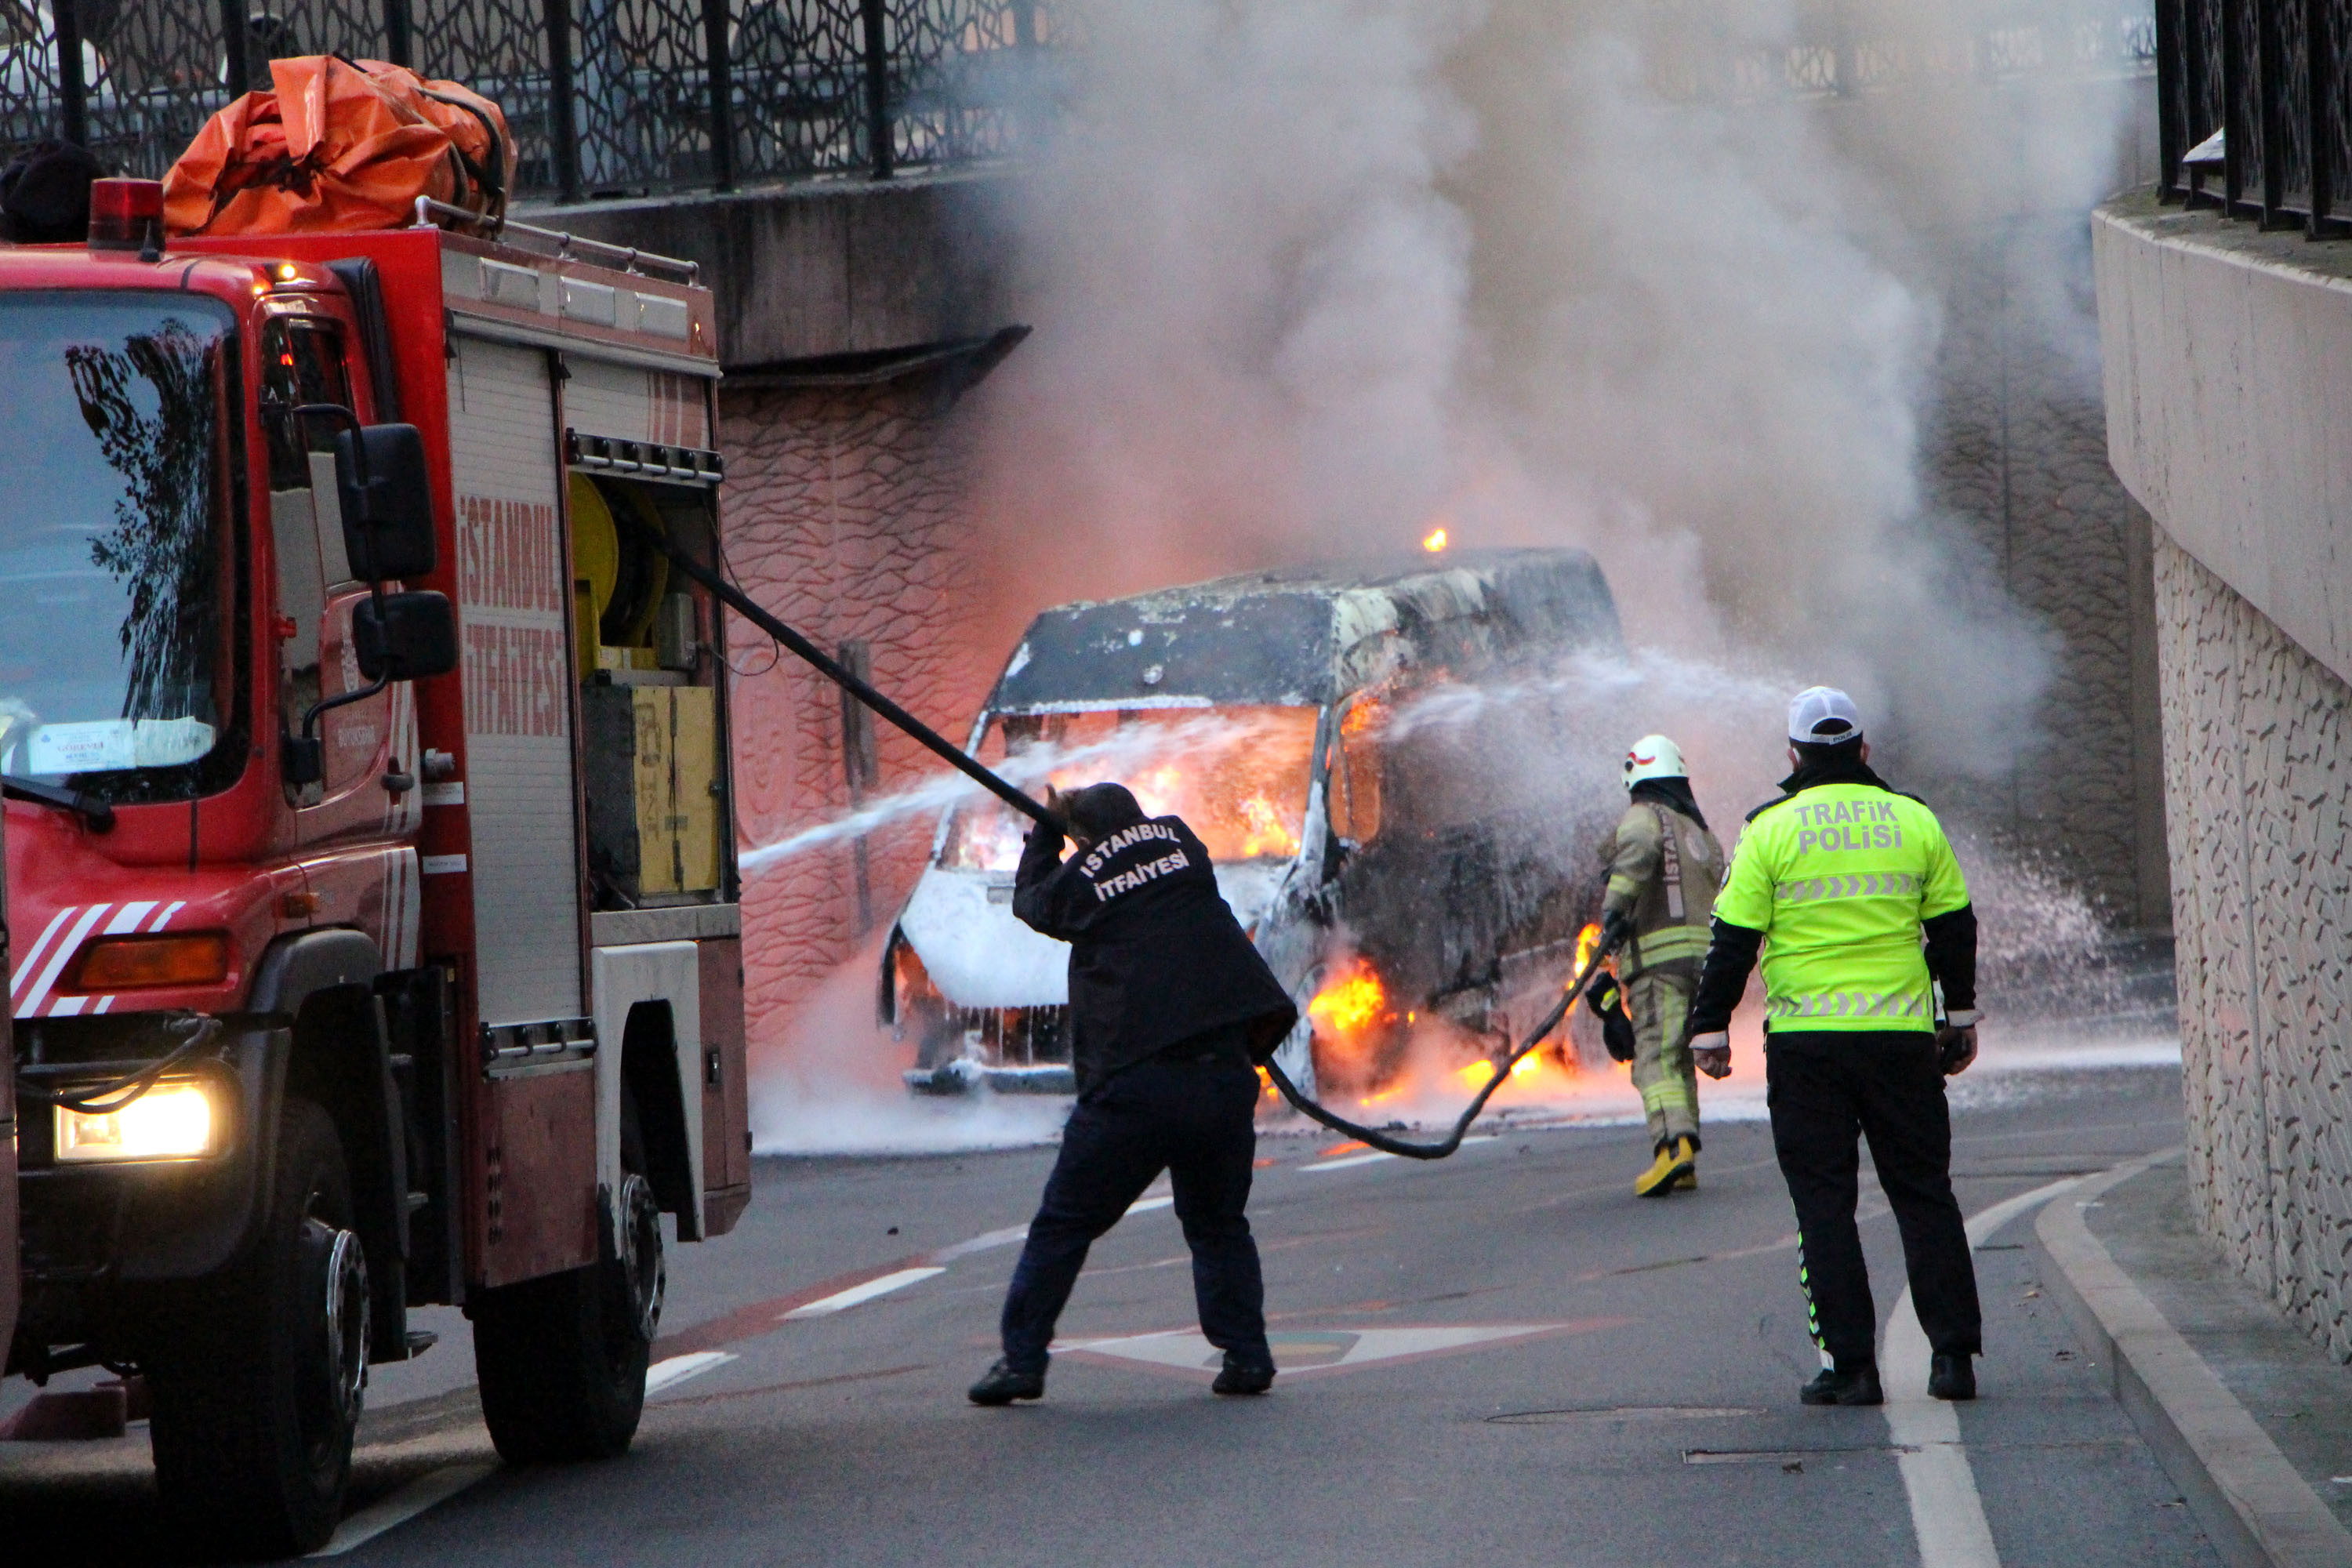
2,188,749,1554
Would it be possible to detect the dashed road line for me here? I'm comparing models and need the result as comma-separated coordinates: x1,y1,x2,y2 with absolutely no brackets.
1301,1152,1396,1172
307,1463,495,1557
782,1267,947,1320
646,1350,738,1396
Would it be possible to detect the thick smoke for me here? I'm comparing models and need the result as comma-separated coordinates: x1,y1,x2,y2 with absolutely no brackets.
973,0,2148,773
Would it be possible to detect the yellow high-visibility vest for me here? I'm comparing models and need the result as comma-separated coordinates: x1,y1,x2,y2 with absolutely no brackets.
1711,784,1969,1033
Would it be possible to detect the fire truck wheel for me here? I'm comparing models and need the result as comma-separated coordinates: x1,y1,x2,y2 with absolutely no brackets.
147,1097,368,1557
470,1096,659,1463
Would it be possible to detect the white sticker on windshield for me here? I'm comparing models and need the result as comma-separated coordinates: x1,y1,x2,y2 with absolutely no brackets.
24,717,215,775
27,721,136,773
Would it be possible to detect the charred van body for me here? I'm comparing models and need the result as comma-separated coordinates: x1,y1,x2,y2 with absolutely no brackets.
880,549,1625,1098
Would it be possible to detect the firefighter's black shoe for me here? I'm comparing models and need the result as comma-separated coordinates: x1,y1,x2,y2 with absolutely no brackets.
1799,1366,1883,1406
1212,1352,1276,1396
967,1359,1046,1405
1929,1352,1976,1401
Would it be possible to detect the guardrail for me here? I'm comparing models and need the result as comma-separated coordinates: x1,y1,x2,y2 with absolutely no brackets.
2157,0,2352,234
0,0,1045,201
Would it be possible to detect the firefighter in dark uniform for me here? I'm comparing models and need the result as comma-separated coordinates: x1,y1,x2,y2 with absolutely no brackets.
967,782,1299,1406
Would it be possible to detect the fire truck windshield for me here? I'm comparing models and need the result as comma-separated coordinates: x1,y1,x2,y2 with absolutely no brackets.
0,292,237,794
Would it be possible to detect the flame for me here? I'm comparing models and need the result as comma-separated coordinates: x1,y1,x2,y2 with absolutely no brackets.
1573,920,1606,981
1308,964,1389,1036
1235,793,1301,858
1421,526,1449,553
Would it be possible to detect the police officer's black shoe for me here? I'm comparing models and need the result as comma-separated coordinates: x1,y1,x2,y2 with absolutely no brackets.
1799,1366,1883,1406
1929,1352,1976,1401
1211,1352,1276,1396
967,1359,1046,1405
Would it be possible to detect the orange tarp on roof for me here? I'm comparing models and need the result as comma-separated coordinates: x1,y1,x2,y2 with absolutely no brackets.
163,55,513,238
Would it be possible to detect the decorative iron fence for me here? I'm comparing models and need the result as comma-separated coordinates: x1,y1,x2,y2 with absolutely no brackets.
2156,0,2352,233
0,0,1043,201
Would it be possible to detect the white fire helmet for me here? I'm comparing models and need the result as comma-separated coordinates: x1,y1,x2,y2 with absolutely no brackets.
1622,735,1687,789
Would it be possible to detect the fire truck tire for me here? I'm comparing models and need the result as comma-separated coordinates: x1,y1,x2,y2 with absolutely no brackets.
470,1096,659,1463
146,1097,368,1557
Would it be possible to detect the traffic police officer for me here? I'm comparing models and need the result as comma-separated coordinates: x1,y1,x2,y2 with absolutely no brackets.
1595,735,1726,1197
968,782,1299,1406
1686,688,1984,1406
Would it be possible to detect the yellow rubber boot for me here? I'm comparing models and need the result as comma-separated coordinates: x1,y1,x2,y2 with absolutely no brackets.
1635,1138,1695,1198
1672,1137,1698,1190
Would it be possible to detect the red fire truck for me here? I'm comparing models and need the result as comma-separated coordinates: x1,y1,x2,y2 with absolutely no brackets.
2,180,750,1553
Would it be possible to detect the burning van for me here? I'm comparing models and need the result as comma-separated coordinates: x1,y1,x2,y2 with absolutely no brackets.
881,549,1624,1097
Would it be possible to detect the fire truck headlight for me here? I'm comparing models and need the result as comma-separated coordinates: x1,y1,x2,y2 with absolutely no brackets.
56,1080,216,1163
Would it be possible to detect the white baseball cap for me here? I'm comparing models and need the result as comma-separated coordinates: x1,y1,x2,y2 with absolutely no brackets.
1788,686,1864,745
1622,734,1687,789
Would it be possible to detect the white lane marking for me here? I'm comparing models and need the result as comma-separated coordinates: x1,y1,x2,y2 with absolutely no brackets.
20,903,110,1016
306,1461,495,1557
931,1224,1029,1261
1300,1151,1396,1172
1881,1175,2085,1568
782,1266,946,1320
1124,1195,1175,1215
11,908,74,1000
645,1350,737,1396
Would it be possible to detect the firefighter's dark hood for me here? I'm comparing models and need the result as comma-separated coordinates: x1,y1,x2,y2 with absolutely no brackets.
1013,813,1298,1091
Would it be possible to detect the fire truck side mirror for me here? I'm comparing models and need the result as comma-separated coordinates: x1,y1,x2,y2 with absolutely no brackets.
333,424,437,581
354,591,459,683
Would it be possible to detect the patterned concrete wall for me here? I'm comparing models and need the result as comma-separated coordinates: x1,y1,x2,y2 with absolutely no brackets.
2155,533,2352,1359
718,378,996,1047
1915,218,2172,932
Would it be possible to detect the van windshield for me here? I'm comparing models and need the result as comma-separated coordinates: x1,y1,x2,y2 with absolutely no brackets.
0,292,238,795
940,706,1320,872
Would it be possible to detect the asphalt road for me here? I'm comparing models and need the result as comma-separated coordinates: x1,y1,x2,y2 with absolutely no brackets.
5,1063,2216,1565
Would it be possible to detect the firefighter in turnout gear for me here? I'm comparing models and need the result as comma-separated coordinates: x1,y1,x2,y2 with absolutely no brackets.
1599,735,1727,1197
1685,687,1984,1409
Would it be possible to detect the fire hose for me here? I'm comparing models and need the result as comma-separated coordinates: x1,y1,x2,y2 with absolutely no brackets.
645,530,1623,1162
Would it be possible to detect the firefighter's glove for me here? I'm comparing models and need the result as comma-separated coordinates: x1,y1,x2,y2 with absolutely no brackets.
1601,1002,1636,1065
1599,909,1632,956
1690,1030,1731,1080
1936,1011,1980,1076
1584,973,1621,1018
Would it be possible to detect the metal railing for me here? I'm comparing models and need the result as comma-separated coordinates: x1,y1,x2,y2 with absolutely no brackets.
0,0,1045,201
2156,0,2352,234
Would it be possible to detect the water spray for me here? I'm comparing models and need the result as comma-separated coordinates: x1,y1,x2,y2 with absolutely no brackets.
651,531,1620,1160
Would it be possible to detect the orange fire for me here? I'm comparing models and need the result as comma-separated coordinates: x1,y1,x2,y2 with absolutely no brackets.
1573,920,1606,982
1421,526,1449,553
1235,793,1301,858
1308,963,1389,1036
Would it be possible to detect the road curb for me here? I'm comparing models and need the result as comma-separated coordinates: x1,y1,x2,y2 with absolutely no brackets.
2032,1153,2352,1568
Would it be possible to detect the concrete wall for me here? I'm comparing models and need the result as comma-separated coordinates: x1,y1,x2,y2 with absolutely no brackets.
533,171,1015,371
2155,535,2352,1356
2098,197,2352,1357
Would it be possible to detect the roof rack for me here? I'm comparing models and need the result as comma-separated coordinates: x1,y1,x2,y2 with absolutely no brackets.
412,197,700,283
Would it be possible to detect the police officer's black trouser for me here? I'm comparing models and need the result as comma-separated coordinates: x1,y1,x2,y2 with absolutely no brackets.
1000,1052,1269,1374
1766,1029,1981,1371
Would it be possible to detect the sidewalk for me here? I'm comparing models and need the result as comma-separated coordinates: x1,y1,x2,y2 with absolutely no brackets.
2034,1150,2352,1568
